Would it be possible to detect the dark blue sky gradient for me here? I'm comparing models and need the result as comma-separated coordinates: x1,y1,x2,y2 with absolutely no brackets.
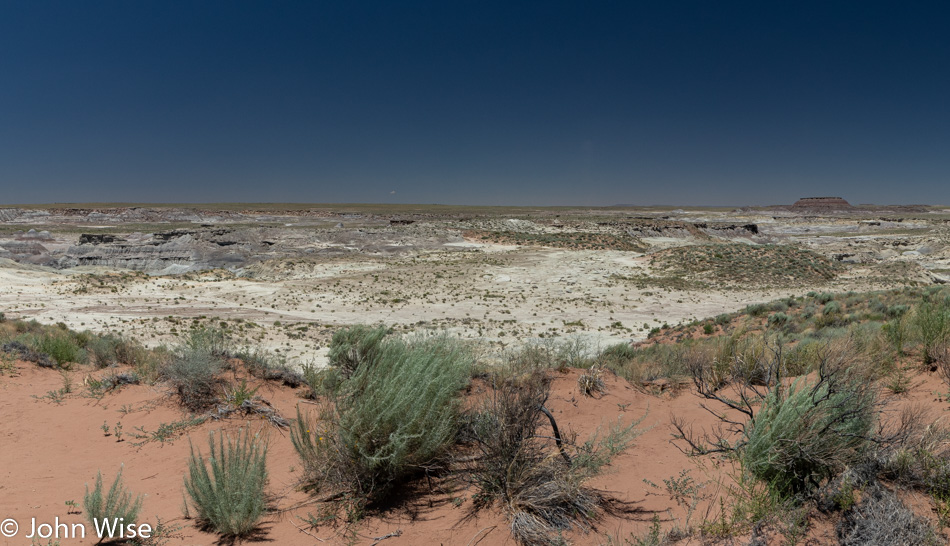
1,1,948,205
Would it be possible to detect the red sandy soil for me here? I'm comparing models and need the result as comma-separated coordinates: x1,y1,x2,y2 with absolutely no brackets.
1,360,948,545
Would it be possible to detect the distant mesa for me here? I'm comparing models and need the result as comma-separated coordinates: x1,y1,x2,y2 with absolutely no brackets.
791,197,853,210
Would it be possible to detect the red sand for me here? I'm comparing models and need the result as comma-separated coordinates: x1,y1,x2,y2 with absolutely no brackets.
1,361,946,545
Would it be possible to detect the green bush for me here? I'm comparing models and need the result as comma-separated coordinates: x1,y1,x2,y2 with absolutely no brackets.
742,374,876,496
887,304,909,318
185,428,268,537
83,467,144,535
87,333,145,369
599,342,637,361
293,334,472,505
163,329,228,410
914,299,950,363
34,333,85,368
327,324,389,378
767,312,789,328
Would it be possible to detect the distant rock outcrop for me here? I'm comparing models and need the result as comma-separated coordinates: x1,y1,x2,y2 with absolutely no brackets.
792,197,853,210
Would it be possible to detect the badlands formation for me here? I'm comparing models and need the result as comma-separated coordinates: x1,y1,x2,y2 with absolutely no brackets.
0,202,947,365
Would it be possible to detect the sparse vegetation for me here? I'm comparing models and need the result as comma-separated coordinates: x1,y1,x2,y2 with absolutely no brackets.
651,243,840,288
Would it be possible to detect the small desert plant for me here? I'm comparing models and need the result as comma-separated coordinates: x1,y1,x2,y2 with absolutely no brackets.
326,324,388,378
83,466,144,536
577,365,606,397
87,333,146,369
469,371,599,544
184,428,268,537
300,360,343,398
766,312,789,328
224,379,259,407
180,326,231,358
676,339,878,499
87,334,122,368
882,316,909,356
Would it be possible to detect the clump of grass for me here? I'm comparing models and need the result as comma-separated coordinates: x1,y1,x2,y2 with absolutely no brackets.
505,337,594,374
83,466,144,535
184,428,268,537
292,334,472,508
235,346,302,387
914,298,950,364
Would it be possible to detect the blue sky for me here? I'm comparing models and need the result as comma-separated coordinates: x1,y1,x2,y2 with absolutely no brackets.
1,1,948,206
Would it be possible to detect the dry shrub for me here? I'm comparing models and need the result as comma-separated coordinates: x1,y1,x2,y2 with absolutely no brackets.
877,405,950,494
837,485,942,545
577,366,606,397
468,370,645,545
470,371,599,544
